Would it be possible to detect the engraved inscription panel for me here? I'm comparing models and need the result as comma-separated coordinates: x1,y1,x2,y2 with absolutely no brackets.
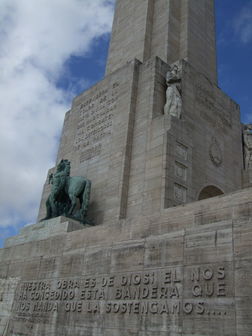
12,264,231,325
176,142,188,161
175,162,187,181
195,83,232,129
174,183,187,203
0,278,20,335
74,82,120,163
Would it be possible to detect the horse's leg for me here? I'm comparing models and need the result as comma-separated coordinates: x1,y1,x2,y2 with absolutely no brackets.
42,192,57,220
52,192,61,217
80,180,91,221
68,193,77,215
44,197,52,219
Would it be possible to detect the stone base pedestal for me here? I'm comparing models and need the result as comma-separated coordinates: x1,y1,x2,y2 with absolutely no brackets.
1,187,252,335
4,217,84,248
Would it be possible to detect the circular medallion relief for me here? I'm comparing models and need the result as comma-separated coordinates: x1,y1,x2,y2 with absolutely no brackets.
209,138,222,167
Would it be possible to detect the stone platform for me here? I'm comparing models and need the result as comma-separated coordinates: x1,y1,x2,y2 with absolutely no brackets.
1,187,252,335
4,217,84,248
1,0,251,335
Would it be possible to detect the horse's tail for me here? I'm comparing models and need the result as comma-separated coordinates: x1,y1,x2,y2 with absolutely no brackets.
81,179,91,220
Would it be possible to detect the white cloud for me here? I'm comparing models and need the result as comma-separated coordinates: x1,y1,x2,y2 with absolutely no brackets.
234,4,252,43
0,0,114,233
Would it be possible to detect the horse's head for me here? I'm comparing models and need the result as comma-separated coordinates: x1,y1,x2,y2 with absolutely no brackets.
56,159,70,174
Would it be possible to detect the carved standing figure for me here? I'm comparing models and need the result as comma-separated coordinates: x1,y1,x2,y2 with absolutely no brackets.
243,124,252,169
43,159,92,224
164,63,182,119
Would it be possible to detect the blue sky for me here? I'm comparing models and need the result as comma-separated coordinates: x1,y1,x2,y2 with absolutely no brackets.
0,0,251,248
216,0,252,124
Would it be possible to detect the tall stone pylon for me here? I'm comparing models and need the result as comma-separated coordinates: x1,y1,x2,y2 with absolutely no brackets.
35,0,243,223
1,1,252,336
106,0,217,84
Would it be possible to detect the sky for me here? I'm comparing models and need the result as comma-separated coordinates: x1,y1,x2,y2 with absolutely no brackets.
0,0,251,248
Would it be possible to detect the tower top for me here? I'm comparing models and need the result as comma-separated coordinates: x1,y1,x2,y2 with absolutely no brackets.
106,0,217,84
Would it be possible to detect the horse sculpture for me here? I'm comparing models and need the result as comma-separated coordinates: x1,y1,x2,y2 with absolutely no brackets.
43,159,92,224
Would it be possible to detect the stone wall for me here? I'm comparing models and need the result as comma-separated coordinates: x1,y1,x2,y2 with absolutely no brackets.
106,0,217,83
38,59,141,224
1,186,252,335
38,56,243,225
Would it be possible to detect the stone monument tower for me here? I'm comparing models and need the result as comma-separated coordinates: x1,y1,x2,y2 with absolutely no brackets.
35,0,243,225
1,1,252,336
106,0,217,83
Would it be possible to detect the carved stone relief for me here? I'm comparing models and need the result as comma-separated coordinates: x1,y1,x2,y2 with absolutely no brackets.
174,183,187,203
164,62,182,119
176,142,188,161
175,162,187,182
243,124,252,169
209,138,222,167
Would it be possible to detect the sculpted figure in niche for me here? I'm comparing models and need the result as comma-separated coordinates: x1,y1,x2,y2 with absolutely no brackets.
243,124,252,169
164,63,182,118
42,159,92,225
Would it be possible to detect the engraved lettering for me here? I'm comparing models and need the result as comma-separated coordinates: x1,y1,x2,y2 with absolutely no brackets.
150,302,158,314
196,302,205,315
74,83,120,162
183,302,193,314
12,266,230,319
170,286,180,298
217,283,226,297
205,283,214,297
65,302,82,313
160,302,169,314
217,267,225,280
192,284,202,297
191,267,200,281
203,268,214,281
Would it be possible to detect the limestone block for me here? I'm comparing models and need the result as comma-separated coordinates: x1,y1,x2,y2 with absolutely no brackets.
4,217,84,248
106,0,217,83
1,187,252,334
0,278,20,336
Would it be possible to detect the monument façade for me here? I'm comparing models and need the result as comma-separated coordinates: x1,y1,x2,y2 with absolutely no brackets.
1,0,252,335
